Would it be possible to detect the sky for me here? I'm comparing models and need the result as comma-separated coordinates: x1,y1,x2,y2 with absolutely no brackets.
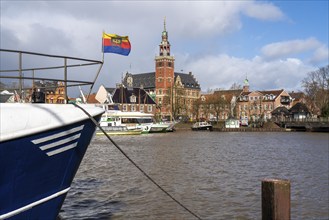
1,0,328,96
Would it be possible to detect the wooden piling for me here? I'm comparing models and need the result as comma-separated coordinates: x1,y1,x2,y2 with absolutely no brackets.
262,179,290,220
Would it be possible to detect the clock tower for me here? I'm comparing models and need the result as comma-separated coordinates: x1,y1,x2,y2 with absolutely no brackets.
155,18,175,117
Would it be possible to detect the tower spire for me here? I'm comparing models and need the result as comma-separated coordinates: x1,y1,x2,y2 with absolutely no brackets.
159,18,170,56
243,73,249,92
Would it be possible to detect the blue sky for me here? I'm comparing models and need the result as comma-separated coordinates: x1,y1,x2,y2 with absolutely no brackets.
1,1,328,96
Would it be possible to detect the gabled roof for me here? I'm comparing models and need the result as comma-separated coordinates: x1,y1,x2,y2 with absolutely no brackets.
104,87,116,94
213,89,243,102
259,89,284,97
240,91,252,96
34,81,58,92
239,89,286,102
126,72,155,89
123,72,200,90
289,91,305,101
240,89,284,97
112,87,156,105
290,102,310,114
271,106,289,115
174,72,200,89
86,93,98,103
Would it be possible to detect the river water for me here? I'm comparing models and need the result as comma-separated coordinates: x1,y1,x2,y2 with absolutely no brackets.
60,131,329,220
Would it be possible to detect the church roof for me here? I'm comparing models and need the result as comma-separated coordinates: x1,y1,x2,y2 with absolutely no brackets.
123,72,200,90
112,87,156,105
175,72,200,89
127,72,155,89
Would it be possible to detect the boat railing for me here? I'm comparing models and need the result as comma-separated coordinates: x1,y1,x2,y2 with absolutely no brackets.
0,49,103,103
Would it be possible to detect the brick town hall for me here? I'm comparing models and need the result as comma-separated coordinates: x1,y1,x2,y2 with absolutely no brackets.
122,20,201,120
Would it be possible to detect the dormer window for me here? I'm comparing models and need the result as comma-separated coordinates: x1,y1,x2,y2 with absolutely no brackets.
130,94,136,103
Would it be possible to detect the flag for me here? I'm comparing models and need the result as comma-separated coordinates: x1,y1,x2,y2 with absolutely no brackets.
102,32,131,56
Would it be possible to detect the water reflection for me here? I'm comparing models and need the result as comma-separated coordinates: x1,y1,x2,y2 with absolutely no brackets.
61,131,329,220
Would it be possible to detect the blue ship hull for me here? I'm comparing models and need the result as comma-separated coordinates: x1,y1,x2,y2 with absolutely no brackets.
0,115,101,220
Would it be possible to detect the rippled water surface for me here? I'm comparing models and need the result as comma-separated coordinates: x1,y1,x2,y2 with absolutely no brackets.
60,131,329,220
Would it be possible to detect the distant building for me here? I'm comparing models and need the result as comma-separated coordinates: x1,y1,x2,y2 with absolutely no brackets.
0,90,15,103
34,81,66,104
289,91,306,106
95,84,157,115
289,102,311,120
197,78,303,122
237,85,292,121
122,19,201,120
198,89,242,121
271,106,290,121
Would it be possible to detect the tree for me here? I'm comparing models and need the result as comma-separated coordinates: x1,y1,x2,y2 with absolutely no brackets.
208,93,227,123
302,65,329,117
230,82,242,90
191,98,202,121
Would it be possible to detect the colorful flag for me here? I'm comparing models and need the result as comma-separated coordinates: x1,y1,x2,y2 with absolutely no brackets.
102,32,131,56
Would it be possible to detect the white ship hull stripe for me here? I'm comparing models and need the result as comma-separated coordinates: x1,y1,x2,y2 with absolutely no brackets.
46,143,78,156
39,134,81,151
0,187,70,219
32,125,84,144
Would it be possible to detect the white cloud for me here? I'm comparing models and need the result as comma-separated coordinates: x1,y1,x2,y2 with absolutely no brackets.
183,54,315,92
1,1,326,97
310,45,329,64
242,1,285,21
261,38,322,59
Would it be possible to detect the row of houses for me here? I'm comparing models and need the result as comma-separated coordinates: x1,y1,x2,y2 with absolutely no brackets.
0,74,310,123
198,79,309,123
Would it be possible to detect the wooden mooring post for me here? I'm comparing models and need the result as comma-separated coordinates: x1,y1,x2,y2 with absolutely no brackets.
262,179,290,220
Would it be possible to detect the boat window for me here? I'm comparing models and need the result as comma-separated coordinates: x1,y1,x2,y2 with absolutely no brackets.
137,118,153,123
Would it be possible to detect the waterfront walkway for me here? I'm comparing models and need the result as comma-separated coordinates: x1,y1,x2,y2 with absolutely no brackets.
174,121,328,132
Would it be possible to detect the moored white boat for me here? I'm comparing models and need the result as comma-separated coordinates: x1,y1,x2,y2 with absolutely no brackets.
98,108,175,134
191,121,213,131
0,49,105,219
149,123,170,133
96,125,142,135
99,109,154,134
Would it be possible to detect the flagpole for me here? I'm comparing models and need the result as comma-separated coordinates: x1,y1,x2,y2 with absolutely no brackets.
102,30,105,62
86,31,105,102
102,30,105,63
